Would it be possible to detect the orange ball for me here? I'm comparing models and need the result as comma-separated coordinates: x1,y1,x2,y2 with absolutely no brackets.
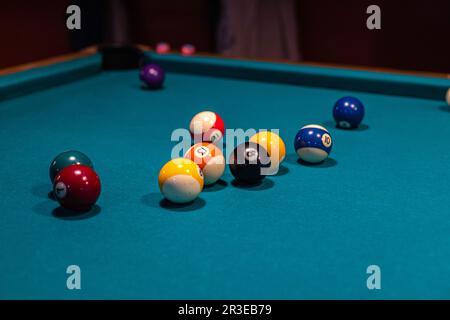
184,143,225,185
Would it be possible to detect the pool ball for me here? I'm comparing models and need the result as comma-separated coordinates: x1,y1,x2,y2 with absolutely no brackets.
446,89,450,106
158,158,204,203
294,125,333,163
53,164,101,212
181,44,196,56
140,64,165,89
184,143,225,185
250,131,286,174
49,150,93,183
156,42,170,54
189,111,225,143
229,142,271,184
333,96,365,129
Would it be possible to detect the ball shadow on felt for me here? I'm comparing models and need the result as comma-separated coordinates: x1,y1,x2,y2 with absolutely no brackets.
322,120,369,132
31,183,54,200
159,198,206,212
52,205,101,220
297,157,338,168
141,192,206,212
140,84,165,91
202,179,228,192
284,154,337,168
439,105,450,113
274,165,289,176
231,178,274,191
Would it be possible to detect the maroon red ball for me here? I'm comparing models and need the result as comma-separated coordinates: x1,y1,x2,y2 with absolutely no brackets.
53,164,101,212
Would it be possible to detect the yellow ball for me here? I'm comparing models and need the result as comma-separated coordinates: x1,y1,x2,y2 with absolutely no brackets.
158,158,204,203
250,131,286,163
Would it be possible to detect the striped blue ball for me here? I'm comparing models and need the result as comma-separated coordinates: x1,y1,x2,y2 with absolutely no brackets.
294,125,333,163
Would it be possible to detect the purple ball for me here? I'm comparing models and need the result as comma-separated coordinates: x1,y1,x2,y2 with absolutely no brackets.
140,64,165,89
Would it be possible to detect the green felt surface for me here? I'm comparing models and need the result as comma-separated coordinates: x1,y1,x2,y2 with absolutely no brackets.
1,54,450,299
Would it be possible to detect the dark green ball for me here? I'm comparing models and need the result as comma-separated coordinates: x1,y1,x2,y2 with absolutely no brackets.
49,150,93,182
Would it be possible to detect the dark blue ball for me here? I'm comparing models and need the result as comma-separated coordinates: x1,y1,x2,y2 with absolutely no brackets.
333,96,365,129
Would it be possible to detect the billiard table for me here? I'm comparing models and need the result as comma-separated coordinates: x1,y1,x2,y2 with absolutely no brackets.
1,48,450,300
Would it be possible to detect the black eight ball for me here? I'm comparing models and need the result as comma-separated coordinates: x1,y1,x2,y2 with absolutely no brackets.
229,142,271,184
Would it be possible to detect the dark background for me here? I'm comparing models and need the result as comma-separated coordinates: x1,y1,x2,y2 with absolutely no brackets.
1,0,449,72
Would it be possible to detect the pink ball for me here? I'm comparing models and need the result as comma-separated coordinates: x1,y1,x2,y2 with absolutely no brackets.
181,44,196,56
156,42,170,54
